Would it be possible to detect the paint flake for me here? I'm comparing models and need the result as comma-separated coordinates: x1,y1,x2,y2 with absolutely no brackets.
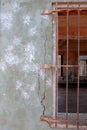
23,15,31,25
41,15,49,21
12,2,20,12
16,80,22,90
0,61,7,72
15,80,29,99
22,63,39,73
29,27,37,36
40,70,45,80
30,83,36,91
1,13,13,30
6,45,14,52
25,43,35,63
13,36,21,46
21,91,30,99
46,78,52,88
4,53,19,66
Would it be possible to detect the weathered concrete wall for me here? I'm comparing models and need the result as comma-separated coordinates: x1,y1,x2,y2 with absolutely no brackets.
0,0,53,130
0,0,86,130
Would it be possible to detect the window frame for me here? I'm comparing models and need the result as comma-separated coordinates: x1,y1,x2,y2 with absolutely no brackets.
40,2,87,129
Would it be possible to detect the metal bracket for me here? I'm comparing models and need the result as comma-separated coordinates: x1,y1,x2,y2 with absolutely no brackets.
40,64,58,71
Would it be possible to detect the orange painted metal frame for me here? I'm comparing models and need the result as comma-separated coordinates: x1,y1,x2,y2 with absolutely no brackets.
40,2,87,129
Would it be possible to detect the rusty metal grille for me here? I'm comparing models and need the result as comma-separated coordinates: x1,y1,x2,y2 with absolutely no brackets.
40,2,87,129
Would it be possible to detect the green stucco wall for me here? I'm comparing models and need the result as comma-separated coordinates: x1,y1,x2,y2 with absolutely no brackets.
0,0,86,130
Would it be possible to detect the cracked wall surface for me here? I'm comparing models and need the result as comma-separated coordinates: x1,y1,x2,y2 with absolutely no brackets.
0,0,86,130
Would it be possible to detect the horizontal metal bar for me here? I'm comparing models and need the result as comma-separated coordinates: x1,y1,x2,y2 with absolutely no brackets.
41,116,87,123
41,8,87,15
52,2,87,6
40,64,53,69
40,64,79,69
40,64,87,69
58,36,87,40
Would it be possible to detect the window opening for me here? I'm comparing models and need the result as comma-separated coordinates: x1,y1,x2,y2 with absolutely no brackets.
40,2,87,129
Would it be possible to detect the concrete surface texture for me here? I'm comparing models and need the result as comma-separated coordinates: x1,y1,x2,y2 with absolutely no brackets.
0,0,86,130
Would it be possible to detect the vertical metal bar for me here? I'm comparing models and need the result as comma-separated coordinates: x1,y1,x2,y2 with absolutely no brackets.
61,55,63,77
66,6,69,129
56,12,59,116
52,10,58,128
77,7,80,129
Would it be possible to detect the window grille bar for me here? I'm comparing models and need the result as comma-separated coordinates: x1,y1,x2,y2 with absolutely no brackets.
41,8,87,15
77,8,80,129
52,2,87,6
52,11,59,128
40,2,87,129
56,12,59,117
66,7,69,128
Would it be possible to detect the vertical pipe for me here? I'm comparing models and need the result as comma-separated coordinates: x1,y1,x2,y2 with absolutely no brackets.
52,11,58,128
77,8,80,129
66,7,69,129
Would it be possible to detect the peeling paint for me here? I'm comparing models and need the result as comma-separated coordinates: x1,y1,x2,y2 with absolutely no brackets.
23,15,31,25
30,83,36,91
39,70,45,80
46,78,52,88
41,15,49,21
22,63,39,73
1,12,13,30
5,45,14,52
21,90,30,99
16,80,29,99
25,43,35,63
4,53,19,66
16,80,22,90
0,61,7,72
29,27,37,36
12,1,20,13
13,36,22,46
